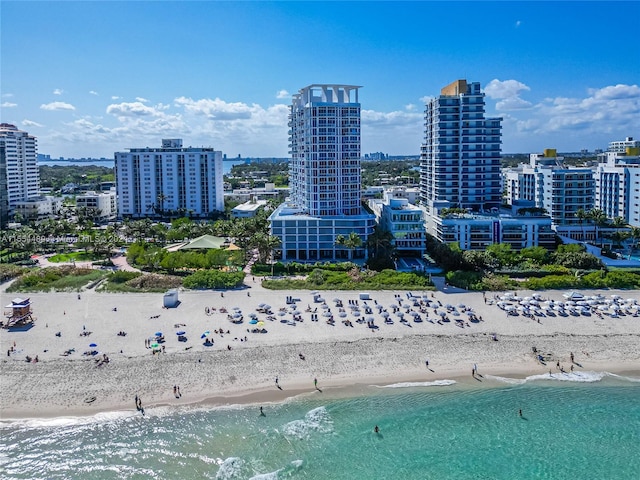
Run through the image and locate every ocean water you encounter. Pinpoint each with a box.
[1,373,639,479]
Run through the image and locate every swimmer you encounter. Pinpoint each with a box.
[374,425,379,434]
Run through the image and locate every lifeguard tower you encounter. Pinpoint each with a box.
[3,298,35,328]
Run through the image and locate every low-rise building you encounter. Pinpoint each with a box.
[231,199,267,218]
[429,208,555,250]
[13,195,62,221]
[76,190,117,221]
[369,193,425,256]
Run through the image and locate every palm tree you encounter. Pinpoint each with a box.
[157,193,167,218]
[574,208,589,241]
[335,232,362,260]
[366,225,394,259]
[588,209,609,246]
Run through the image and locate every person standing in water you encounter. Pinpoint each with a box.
[374,425,380,433]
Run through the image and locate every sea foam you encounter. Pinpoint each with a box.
[375,379,456,388]
[487,371,639,385]
[282,406,332,439]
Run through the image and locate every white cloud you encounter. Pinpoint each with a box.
[362,109,422,127]
[89,90,99,96]
[53,88,64,95]
[22,119,44,127]
[40,101,76,111]
[493,83,640,152]
[419,95,434,104]
[135,97,149,103]
[111,96,120,100]
[106,102,161,117]
[405,104,416,111]
[515,20,521,28]
[485,79,532,110]
[1,102,17,108]
[485,79,530,99]
[174,97,255,121]
[276,89,290,99]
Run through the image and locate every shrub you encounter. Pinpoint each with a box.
[108,271,142,284]
[0,264,29,282]
[125,273,183,290]
[182,270,245,289]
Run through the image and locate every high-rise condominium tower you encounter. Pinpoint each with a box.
[114,139,224,219]
[419,80,502,213]
[269,84,375,261]
[0,123,40,208]
[289,84,363,216]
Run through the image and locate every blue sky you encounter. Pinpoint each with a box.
[2,1,639,158]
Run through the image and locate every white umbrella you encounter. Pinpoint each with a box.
[322,311,332,318]
[381,311,390,318]
[339,312,347,318]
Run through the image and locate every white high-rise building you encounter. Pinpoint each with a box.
[608,136,640,154]
[420,80,502,213]
[115,139,224,219]
[504,149,595,239]
[0,123,40,208]
[420,81,554,250]
[595,146,640,227]
[288,84,363,216]
[270,84,375,262]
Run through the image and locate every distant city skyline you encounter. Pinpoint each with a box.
[2,1,638,158]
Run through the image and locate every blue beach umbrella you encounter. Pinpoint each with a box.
[155,332,163,337]
[249,319,258,324]
[89,343,97,348]
[201,330,210,339]
[176,331,186,336]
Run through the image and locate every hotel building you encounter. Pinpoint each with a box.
[269,84,375,261]
[114,139,224,219]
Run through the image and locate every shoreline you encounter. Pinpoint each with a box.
[2,287,640,421]
[2,334,639,421]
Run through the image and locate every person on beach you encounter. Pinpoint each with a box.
[314,378,318,388]
[570,352,575,363]
[425,359,429,368]
[173,385,177,397]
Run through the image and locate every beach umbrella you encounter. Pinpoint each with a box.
[201,330,210,339]
[232,312,242,319]
[381,311,389,318]
[278,311,286,316]
[339,312,347,318]
[232,306,241,311]
[292,310,301,315]
[263,305,271,310]
[353,311,361,317]
[366,316,374,322]
[176,331,186,336]
[333,298,341,303]
[458,303,466,309]
[89,343,97,348]
[257,321,264,326]
[249,319,258,324]
[151,342,159,349]
[322,304,329,309]
[322,311,332,317]
[249,312,258,319]
[258,303,266,308]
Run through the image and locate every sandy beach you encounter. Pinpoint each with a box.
[2,281,640,420]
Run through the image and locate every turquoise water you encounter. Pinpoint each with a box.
[2,374,639,479]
